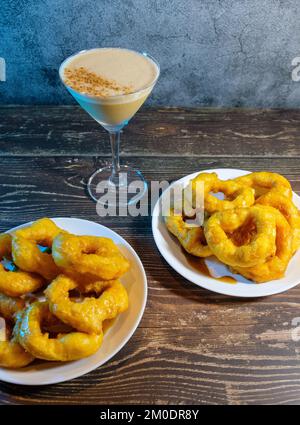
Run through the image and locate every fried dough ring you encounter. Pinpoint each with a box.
[45,275,129,334]
[234,172,292,200]
[256,192,300,253]
[0,293,25,319]
[0,233,11,259]
[204,205,277,267]
[12,218,62,280]
[232,208,293,282]
[0,234,44,297]
[78,278,114,294]
[190,172,255,214]
[165,209,212,257]
[0,295,34,369]
[61,268,117,294]
[52,233,130,280]
[61,269,114,294]
[18,301,103,361]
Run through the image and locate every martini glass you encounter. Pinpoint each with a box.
[59,48,160,205]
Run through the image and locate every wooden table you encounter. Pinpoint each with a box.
[0,106,300,405]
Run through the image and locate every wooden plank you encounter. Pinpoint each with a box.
[0,156,299,232]
[1,106,300,158]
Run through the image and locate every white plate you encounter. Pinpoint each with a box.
[0,218,147,385]
[152,168,300,298]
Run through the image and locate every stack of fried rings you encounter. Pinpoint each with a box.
[0,218,130,368]
[165,171,300,283]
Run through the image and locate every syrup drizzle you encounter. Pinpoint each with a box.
[102,318,115,334]
[184,251,237,284]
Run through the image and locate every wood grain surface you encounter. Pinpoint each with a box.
[0,106,300,405]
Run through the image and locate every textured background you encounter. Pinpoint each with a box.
[1,0,300,106]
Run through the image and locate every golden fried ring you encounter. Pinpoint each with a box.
[52,233,130,280]
[12,218,62,280]
[62,269,116,294]
[234,171,292,200]
[45,275,129,334]
[0,233,11,259]
[0,293,25,320]
[0,331,35,368]
[256,192,300,253]
[190,172,255,214]
[0,296,34,369]
[0,234,44,297]
[204,205,277,267]
[165,209,212,257]
[232,207,293,282]
[18,301,103,361]
[78,279,114,294]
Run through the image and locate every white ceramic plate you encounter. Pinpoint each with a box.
[0,218,147,385]
[152,168,300,298]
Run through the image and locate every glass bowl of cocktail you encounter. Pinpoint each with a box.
[59,48,160,205]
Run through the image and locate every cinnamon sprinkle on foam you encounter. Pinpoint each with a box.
[63,66,133,97]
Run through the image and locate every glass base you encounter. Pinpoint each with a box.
[87,164,148,206]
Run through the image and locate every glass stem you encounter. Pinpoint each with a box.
[109,131,121,181]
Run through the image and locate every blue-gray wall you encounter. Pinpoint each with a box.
[1,0,300,107]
